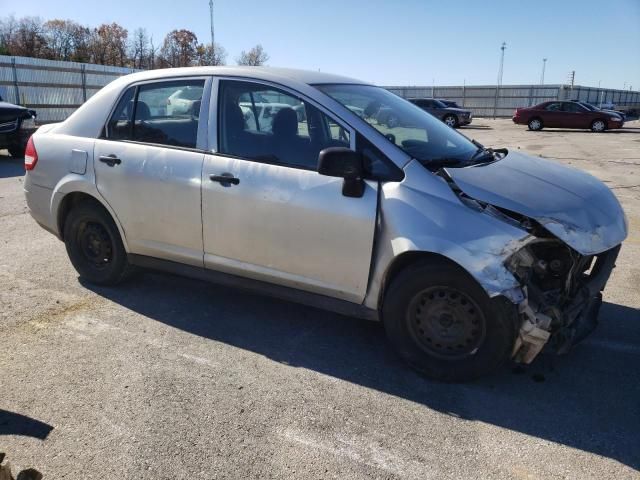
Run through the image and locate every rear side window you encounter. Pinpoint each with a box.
[545,103,562,111]
[106,87,135,140]
[105,80,205,149]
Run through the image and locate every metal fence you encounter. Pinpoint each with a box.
[0,55,137,123]
[385,84,640,117]
[1,55,639,122]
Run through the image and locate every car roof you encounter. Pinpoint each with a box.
[118,66,369,87]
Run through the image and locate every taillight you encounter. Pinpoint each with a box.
[24,135,38,170]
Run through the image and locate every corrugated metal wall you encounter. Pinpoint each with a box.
[1,55,639,121]
[0,55,137,123]
[385,84,640,117]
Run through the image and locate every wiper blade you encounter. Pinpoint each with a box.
[423,158,465,169]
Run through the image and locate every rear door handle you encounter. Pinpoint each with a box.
[210,173,240,186]
[99,154,121,167]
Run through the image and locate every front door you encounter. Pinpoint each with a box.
[201,79,378,303]
[94,78,208,266]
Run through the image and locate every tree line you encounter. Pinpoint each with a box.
[0,16,269,68]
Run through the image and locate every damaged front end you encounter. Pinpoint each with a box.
[506,239,620,362]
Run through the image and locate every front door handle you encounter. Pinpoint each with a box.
[210,173,240,186]
[99,154,121,167]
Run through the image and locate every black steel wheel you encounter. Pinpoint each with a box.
[63,201,131,285]
[407,286,487,359]
[382,258,517,382]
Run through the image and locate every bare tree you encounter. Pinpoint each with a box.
[43,19,81,60]
[195,42,226,66]
[0,15,18,55]
[7,16,48,58]
[130,27,149,69]
[236,44,269,66]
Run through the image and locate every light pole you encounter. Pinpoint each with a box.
[540,58,547,85]
[209,0,215,50]
[494,42,506,118]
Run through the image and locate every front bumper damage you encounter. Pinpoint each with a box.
[509,242,620,363]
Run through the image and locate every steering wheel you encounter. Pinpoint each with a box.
[385,133,396,144]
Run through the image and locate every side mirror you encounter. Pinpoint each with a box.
[318,147,365,198]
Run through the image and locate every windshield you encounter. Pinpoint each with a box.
[316,84,477,166]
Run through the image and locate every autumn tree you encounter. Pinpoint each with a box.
[159,29,198,67]
[90,23,128,66]
[43,19,85,61]
[237,44,269,66]
[195,42,226,66]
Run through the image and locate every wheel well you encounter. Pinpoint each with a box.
[529,116,542,124]
[57,192,107,240]
[378,251,471,308]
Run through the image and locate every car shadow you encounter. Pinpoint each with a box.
[458,125,492,130]
[83,272,640,471]
[531,128,640,134]
[0,409,54,439]
[0,155,25,178]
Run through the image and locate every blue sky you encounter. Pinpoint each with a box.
[4,0,640,88]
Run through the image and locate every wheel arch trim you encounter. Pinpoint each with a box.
[51,176,130,252]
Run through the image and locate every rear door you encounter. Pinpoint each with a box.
[541,102,564,127]
[201,79,378,303]
[94,78,210,266]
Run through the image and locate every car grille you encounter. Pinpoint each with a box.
[0,118,19,134]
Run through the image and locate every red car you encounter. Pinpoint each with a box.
[513,101,624,132]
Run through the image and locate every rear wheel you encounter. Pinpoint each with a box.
[591,119,606,132]
[382,260,516,382]
[443,114,459,128]
[528,118,543,131]
[63,202,131,285]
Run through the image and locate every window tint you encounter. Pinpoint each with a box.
[131,80,204,148]
[106,87,135,140]
[563,102,585,113]
[545,102,562,111]
[219,80,350,170]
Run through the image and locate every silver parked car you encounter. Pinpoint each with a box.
[23,67,627,381]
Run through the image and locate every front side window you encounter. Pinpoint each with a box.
[563,102,585,113]
[218,80,350,170]
[316,84,477,168]
[106,80,204,149]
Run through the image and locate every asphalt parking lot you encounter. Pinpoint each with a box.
[1,119,639,479]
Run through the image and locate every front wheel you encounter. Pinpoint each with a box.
[591,119,607,132]
[63,202,132,285]
[382,260,516,382]
[443,114,458,128]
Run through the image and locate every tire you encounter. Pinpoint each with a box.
[591,119,606,132]
[63,202,132,285]
[382,260,517,382]
[8,144,25,158]
[528,118,543,131]
[443,114,458,128]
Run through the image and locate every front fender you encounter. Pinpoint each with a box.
[363,160,530,310]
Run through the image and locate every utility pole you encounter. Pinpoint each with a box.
[540,58,547,85]
[493,42,506,119]
[209,0,215,50]
[568,70,575,88]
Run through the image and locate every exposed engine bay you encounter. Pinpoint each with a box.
[439,166,621,363]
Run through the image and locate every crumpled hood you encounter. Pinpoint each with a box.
[445,151,628,255]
